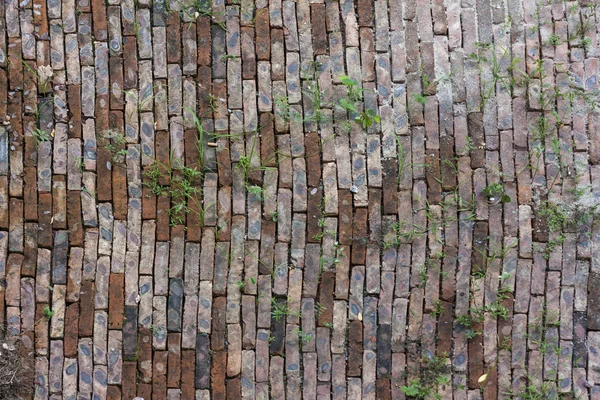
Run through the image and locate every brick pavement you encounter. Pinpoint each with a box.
[1,0,600,398]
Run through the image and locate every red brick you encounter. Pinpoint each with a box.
[122,362,137,400]
[351,208,368,265]
[226,376,241,399]
[38,193,52,248]
[167,333,181,388]
[197,17,211,66]
[79,281,95,337]
[338,191,353,245]
[68,84,82,138]
[67,191,83,247]
[255,9,270,61]
[109,58,124,111]
[108,273,124,329]
[181,350,196,399]
[107,385,121,400]
[91,0,108,40]
[241,27,256,79]
[123,37,138,90]
[64,303,79,358]
[23,167,37,221]
[153,351,168,400]
[212,350,226,400]
[311,5,328,55]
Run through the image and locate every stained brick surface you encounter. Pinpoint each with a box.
[3,0,600,398]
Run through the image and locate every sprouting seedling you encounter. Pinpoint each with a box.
[32,128,52,143]
[482,183,511,204]
[337,99,380,128]
[174,0,227,30]
[43,307,55,319]
[339,75,366,102]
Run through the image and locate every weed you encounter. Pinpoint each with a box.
[43,306,54,319]
[483,183,511,204]
[401,356,450,400]
[172,0,227,30]
[293,328,314,344]
[32,128,51,143]
[144,156,211,226]
[271,298,300,322]
[103,130,129,163]
[469,43,522,111]
[547,33,561,46]
[338,98,380,128]
[339,75,366,102]
[236,134,276,185]
[315,302,327,318]
[303,77,328,124]
[274,94,293,122]
[123,84,164,118]
[431,300,444,317]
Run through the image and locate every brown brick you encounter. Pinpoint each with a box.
[212,350,226,400]
[167,333,181,388]
[311,4,328,55]
[347,320,363,376]
[79,281,95,337]
[68,85,82,139]
[64,303,79,358]
[197,17,211,66]
[67,191,83,247]
[241,27,256,79]
[351,208,368,265]
[91,0,108,40]
[167,13,182,63]
[23,167,38,221]
[108,273,124,329]
[122,362,137,400]
[255,9,270,61]
[153,351,168,400]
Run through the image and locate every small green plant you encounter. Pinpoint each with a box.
[144,157,211,226]
[315,302,327,318]
[236,134,276,185]
[303,76,328,124]
[207,93,219,113]
[172,0,227,30]
[246,184,266,201]
[401,379,433,399]
[274,94,292,122]
[32,128,51,143]
[411,93,428,105]
[401,356,449,399]
[356,109,380,129]
[547,33,561,46]
[103,130,129,163]
[271,298,299,322]
[123,84,165,118]
[483,183,511,204]
[469,43,522,111]
[293,328,314,344]
[431,300,444,317]
[339,75,366,102]
[338,99,381,128]
[43,306,54,319]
